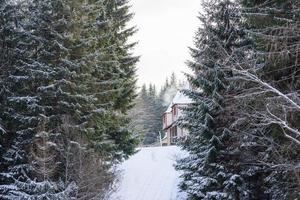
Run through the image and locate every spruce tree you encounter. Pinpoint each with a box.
[139,84,160,144]
[234,0,300,198]
[0,0,78,198]
[176,0,249,199]
[0,0,139,198]
[75,0,138,159]
[0,1,30,197]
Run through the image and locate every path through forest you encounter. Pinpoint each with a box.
[111,146,187,200]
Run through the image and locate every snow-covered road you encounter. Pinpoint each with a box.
[111,146,187,200]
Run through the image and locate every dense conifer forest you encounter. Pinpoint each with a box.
[0,0,138,199]
[0,0,299,199]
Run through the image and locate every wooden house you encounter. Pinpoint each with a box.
[162,90,192,145]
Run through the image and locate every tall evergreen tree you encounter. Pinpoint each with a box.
[81,0,138,159]
[0,0,138,198]
[231,1,300,198]
[176,0,250,199]
[177,0,300,199]
[0,0,78,198]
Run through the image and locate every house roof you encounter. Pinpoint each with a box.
[165,103,172,113]
[172,91,193,105]
[164,90,192,114]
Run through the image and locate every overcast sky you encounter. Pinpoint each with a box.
[129,0,201,88]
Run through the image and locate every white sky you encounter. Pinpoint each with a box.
[129,0,201,88]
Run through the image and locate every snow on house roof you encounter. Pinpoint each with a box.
[165,103,172,113]
[172,91,193,105]
[164,90,193,113]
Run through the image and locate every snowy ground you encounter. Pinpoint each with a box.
[111,146,187,200]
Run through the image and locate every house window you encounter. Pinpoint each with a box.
[171,127,178,144]
[173,107,177,116]
[172,127,177,137]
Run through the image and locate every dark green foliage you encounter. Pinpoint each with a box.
[0,0,138,198]
[0,0,78,198]
[177,0,300,199]
[176,0,251,199]
[237,1,300,199]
